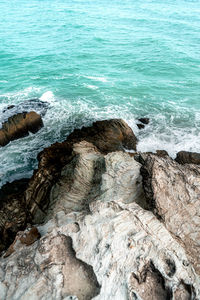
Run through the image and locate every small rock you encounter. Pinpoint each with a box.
[0,111,43,147]
[137,124,145,129]
[138,118,150,125]
[156,150,168,157]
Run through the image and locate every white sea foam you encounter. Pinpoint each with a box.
[83,75,108,82]
[40,91,55,103]
[83,84,98,90]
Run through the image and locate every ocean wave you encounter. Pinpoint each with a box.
[82,75,108,83]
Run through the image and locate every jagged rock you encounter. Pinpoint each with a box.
[155,149,168,157]
[0,179,29,253]
[140,153,200,275]
[138,117,150,125]
[4,227,41,258]
[25,118,137,222]
[0,119,137,250]
[0,111,43,146]
[0,144,199,299]
[175,151,200,165]
[66,118,137,153]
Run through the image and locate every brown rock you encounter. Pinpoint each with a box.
[155,150,168,157]
[0,119,137,252]
[0,111,43,147]
[25,119,137,222]
[67,118,137,153]
[4,227,40,258]
[140,154,200,274]
[0,179,29,253]
[175,151,200,165]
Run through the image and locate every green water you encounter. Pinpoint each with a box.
[0,0,200,186]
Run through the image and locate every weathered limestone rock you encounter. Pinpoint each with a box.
[0,119,137,252]
[140,153,200,275]
[175,151,200,165]
[0,111,43,147]
[25,118,137,222]
[0,145,199,299]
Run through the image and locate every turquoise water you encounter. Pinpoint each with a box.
[0,0,200,187]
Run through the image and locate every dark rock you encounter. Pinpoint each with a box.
[137,123,145,129]
[67,119,137,153]
[155,150,168,157]
[138,118,149,125]
[0,179,30,253]
[175,151,200,165]
[0,111,43,147]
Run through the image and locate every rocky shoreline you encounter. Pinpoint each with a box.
[0,117,200,299]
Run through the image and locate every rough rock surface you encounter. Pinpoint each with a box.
[0,142,200,299]
[24,118,137,223]
[0,111,43,146]
[175,151,200,165]
[140,153,200,275]
[0,179,29,253]
[0,119,137,253]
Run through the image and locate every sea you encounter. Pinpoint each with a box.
[0,0,200,187]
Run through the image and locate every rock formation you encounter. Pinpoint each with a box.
[140,153,200,275]
[0,119,200,300]
[0,111,43,147]
[175,151,200,165]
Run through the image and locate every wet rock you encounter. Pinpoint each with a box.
[175,151,200,165]
[140,153,200,274]
[136,123,145,129]
[67,118,138,153]
[155,149,168,157]
[1,98,49,120]
[138,117,150,125]
[0,111,43,147]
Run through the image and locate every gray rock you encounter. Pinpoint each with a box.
[0,144,199,299]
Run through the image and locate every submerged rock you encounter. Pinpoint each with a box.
[0,111,43,147]
[175,150,200,165]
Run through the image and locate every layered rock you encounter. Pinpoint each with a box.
[0,111,43,147]
[0,119,137,250]
[0,179,29,252]
[140,153,200,275]
[0,119,200,299]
